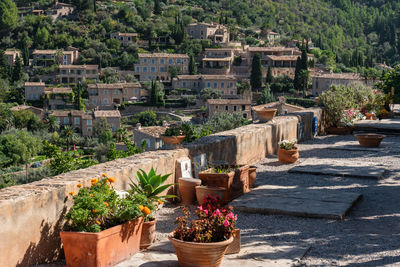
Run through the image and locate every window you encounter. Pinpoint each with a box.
[135,88,139,95]
[183,66,187,71]
[120,37,123,40]
[127,37,131,41]
[230,90,234,95]
[221,90,224,95]
[64,117,69,124]
[207,82,211,87]
[225,106,228,111]
[233,106,237,111]
[136,66,140,73]
[74,117,80,125]
[200,30,204,36]
[87,119,92,126]
[151,59,155,64]
[182,82,186,87]
[104,90,108,95]
[92,99,97,105]
[214,83,217,88]
[215,106,218,109]
[114,90,119,95]
[143,58,147,63]
[160,59,165,64]
[124,89,128,94]
[87,127,92,132]
[183,59,187,63]
[168,59,173,64]
[143,67,147,73]
[229,82,233,88]
[104,99,109,104]
[177,59,181,64]
[151,67,155,72]
[242,105,245,111]
[160,67,165,72]
[221,82,224,88]
[148,76,152,80]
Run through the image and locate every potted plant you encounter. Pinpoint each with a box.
[60,175,144,267]
[252,107,277,123]
[354,133,386,147]
[161,125,186,145]
[168,196,237,267]
[129,167,176,249]
[327,109,364,135]
[195,185,226,205]
[278,139,299,163]
[198,164,250,203]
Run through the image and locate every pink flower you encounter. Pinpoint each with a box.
[226,212,234,219]
[204,209,208,215]
[198,206,203,211]
[214,209,221,216]
[223,220,230,227]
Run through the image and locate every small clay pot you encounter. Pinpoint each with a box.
[160,135,186,145]
[195,186,225,205]
[140,218,157,249]
[354,133,385,147]
[365,113,376,120]
[178,177,201,205]
[248,166,257,188]
[253,108,277,123]
[278,147,299,163]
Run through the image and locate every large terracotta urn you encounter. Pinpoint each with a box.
[178,177,201,205]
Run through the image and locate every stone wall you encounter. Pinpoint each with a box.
[0,109,321,267]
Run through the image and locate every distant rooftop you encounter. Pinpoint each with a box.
[207,99,251,105]
[45,87,73,94]
[25,82,45,86]
[94,110,121,118]
[138,53,189,58]
[135,126,166,138]
[59,64,98,69]
[312,73,362,80]
[88,83,141,89]
[176,75,236,80]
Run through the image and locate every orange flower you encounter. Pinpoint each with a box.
[107,185,111,188]
[107,177,115,183]
[158,199,163,205]
[77,183,82,188]
[69,191,74,196]
[104,202,109,207]
[93,209,97,213]
[90,194,94,197]
[91,178,98,184]
[138,205,144,211]
[102,173,107,177]
[96,220,101,225]
[143,206,151,215]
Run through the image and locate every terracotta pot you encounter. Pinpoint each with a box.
[326,126,354,135]
[354,133,386,147]
[278,147,299,163]
[160,135,186,145]
[248,166,257,188]
[253,108,277,123]
[230,165,250,200]
[198,169,235,203]
[226,228,241,255]
[168,233,233,267]
[60,217,144,267]
[365,113,376,120]
[195,186,226,205]
[178,177,202,205]
[140,218,157,249]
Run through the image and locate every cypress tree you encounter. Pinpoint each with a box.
[189,54,197,75]
[154,0,162,15]
[250,53,262,91]
[266,65,273,84]
[12,55,23,83]
[293,57,301,91]
[23,44,29,66]
[300,49,308,70]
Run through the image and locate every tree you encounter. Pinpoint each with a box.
[154,0,162,15]
[189,54,197,75]
[47,115,60,132]
[12,56,23,83]
[115,128,128,142]
[146,80,165,106]
[61,125,76,151]
[200,87,222,101]
[266,65,273,84]
[75,82,85,110]
[168,66,180,79]
[93,118,112,144]
[171,15,185,45]
[35,27,49,47]
[0,0,18,33]
[293,57,302,91]
[257,84,275,105]
[250,53,262,91]
[138,110,157,126]
[377,65,400,104]
[0,103,13,133]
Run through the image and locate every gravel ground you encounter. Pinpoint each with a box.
[153,134,400,266]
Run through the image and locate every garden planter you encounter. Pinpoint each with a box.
[140,218,156,249]
[248,166,257,188]
[195,186,226,205]
[278,147,299,163]
[178,177,201,205]
[326,126,354,135]
[160,135,186,145]
[198,169,235,203]
[168,233,233,267]
[365,113,376,120]
[253,108,277,123]
[226,228,241,255]
[60,217,144,267]
[230,165,250,200]
[354,133,385,148]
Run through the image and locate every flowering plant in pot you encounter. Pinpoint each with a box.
[161,125,186,145]
[129,167,176,249]
[278,139,299,163]
[61,175,144,267]
[169,195,238,267]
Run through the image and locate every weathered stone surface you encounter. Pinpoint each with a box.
[288,160,386,179]
[231,185,362,219]
[354,119,400,133]
[327,141,384,151]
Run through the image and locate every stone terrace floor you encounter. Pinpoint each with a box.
[42,134,400,266]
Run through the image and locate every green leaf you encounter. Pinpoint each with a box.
[143,184,154,196]
[149,174,162,189]
[160,173,171,184]
[159,194,177,199]
[150,183,174,197]
[148,167,156,179]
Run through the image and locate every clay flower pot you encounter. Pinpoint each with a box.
[248,166,257,188]
[326,126,354,135]
[226,228,241,255]
[168,233,233,267]
[195,186,226,205]
[178,177,202,205]
[60,217,144,267]
[354,133,386,147]
[160,135,186,145]
[253,108,277,123]
[278,147,299,163]
[365,113,376,120]
[198,168,235,203]
[140,218,157,249]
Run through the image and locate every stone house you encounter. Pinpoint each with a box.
[133,53,189,81]
[185,22,229,44]
[311,73,374,96]
[200,48,235,75]
[24,82,46,101]
[50,110,121,136]
[110,32,139,46]
[46,1,75,20]
[88,82,145,107]
[133,125,167,151]
[206,99,252,119]
[10,105,45,119]
[172,75,237,96]
[32,48,79,66]
[58,65,99,83]
[44,87,74,110]
[266,31,281,44]
[4,49,21,65]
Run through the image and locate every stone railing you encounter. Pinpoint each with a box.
[0,108,321,267]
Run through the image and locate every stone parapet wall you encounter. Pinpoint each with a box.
[0,109,321,267]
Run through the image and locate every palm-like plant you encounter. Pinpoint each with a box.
[61,125,75,151]
[47,115,60,132]
[129,167,175,201]
[115,127,128,142]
